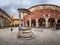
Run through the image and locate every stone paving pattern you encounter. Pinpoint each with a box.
[0,27,60,45]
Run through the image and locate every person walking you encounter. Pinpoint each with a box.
[11,27,13,31]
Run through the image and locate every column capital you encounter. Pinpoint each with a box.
[36,19,38,20]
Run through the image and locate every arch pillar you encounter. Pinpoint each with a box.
[23,21,24,27]
[45,18,49,27]
[26,21,28,27]
[19,11,22,28]
[36,19,38,27]
[29,15,31,27]
[43,14,50,27]
[55,19,57,24]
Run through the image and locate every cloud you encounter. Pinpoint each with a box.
[9,9,19,18]
[44,0,60,6]
[0,0,60,18]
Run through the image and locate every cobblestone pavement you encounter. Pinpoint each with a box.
[0,27,60,45]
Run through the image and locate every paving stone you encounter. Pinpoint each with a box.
[0,27,60,45]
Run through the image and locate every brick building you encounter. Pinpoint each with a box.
[18,4,60,27]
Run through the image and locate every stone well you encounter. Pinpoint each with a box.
[18,27,33,38]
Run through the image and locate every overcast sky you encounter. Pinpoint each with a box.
[0,0,60,18]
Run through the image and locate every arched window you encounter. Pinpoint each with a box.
[31,19,36,27]
[27,21,29,27]
[38,18,45,27]
[57,19,60,23]
[48,18,55,27]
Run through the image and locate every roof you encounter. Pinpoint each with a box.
[13,18,19,20]
[18,8,31,14]
[29,4,60,9]
[0,9,12,20]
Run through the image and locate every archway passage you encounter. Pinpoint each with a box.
[38,18,45,27]
[48,18,55,27]
[27,21,29,27]
[31,19,36,27]
[57,19,60,23]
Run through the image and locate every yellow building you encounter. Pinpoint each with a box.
[10,15,19,27]
[12,18,19,27]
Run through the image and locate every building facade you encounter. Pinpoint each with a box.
[18,4,60,27]
[0,9,12,27]
[12,18,19,27]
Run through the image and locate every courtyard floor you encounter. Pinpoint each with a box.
[0,27,60,45]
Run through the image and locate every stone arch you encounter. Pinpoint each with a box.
[38,18,45,27]
[57,19,60,23]
[31,19,36,27]
[29,4,60,12]
[48,18,55,27]
[27,21,29,27]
